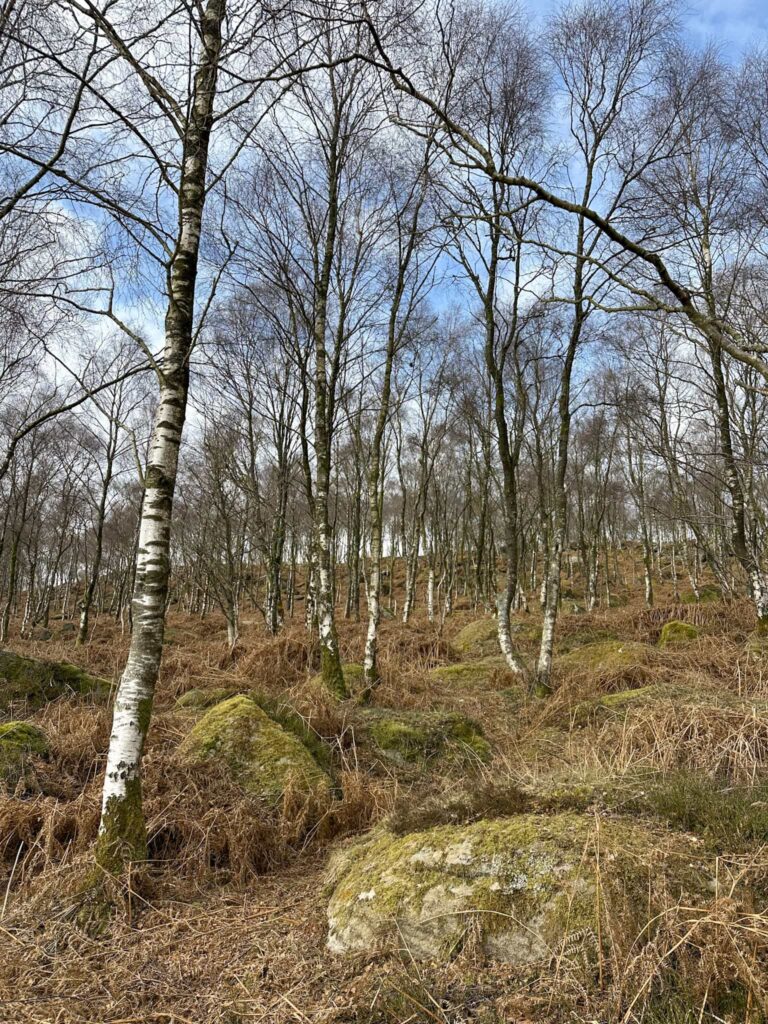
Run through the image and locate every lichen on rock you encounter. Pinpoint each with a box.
[360,708,491,765]
[326,813,711,962]
[658,620,699,647]
[0,651,109,711]
[178,695,332,807]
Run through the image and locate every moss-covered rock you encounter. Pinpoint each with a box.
[567,683,693,729]
[428,657,507,687]
[555,640,655,689]
[0,651,109,711]
[511,621,543,646]
[659,620,699,647]
[178,695,332,806]
[0,720,48,787]
[556,628,619,655]
[327,813,710,961]
[360,708,491,765]
[681,586,721,604]
[451,618,499,658]
[175,686,241,710]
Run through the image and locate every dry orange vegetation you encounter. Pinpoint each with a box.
[2,566,768,1023]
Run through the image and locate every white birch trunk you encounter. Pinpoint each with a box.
[95,0,225,874]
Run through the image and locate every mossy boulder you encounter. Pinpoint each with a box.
[451,618,499,658]
[176,686,241,710]
[0,721,48,787]
[429,657,507,687]
[178,695,332,807]
[571,683,692,726]
[659,620,699,647]
[681,586,721,605]
[556,628,619,655]
[555,640,655,689]
[0,651,109,712]
[511,621,543,646]
[327,813,710,961]
[361,708,491,765]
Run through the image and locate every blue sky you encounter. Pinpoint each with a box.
[684,0,768,58]
[521,0,768,61]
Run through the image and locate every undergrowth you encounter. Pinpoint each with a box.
[3,573,768,1023]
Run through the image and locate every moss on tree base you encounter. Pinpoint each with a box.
[309,662,362,700]
[94,779,148,875]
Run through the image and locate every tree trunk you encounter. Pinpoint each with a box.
[95,0,225,875]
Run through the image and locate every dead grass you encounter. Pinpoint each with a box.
[3,567,768,1022]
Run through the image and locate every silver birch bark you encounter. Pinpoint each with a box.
[95,0,225,873]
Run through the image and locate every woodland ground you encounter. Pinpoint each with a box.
[1,562,768,1023]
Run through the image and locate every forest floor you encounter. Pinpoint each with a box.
[2,570,768,1023]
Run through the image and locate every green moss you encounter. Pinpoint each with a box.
[452,618,499,658]
[0,720,48,752]
[680,586,721,604]
[94,777,147,875]
[556,640,655,687]
[428,657,506,686]
[327,813,710,961]
[176,686,240,710]
[249,692,332,774]
[556,628,619,655]
[179,695,332,804]
[0,720,48,787]
[309,662,361,700]
[362,708,491,765]
[340,663,364,685]
[320,649,349,699]
[659,620,699,647]
[0,651,109,711]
